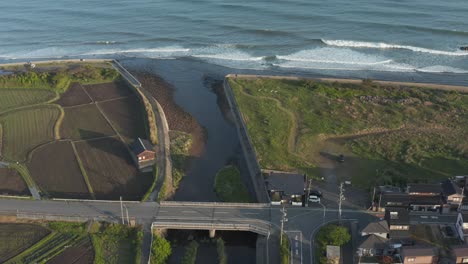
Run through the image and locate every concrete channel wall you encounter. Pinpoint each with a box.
[223,77,270,203]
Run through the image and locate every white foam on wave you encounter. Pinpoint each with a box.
[322,39,468,56]
[416,65,468,74]
[275,48,415,72]
[82,47,191,56]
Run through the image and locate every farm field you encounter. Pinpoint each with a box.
[0,223,50,263]
[75,137,154,200]
[28,141,91,199]
[99,96,147,143]
[0,105,60,161]
[0,62,154,201]
[0,89,56,113]
[229,77,468,188]
[83,79,132,101]
[55,82,92,107]
[60,104,115,140]
[2,221,141,264]
[0,168,30,196]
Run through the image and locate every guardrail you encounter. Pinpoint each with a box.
[160,201,270,208]
[51,198,142,204]
[111,60,142,87]
[152,221,270,235]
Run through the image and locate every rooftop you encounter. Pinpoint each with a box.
[265,172,305,195]
[381,193,409,206]
[358,234,388,250]
[453,245,468,257]
[385,207,410,225]
[441,179,462,196]
[130,138,154,155]
[407,183,441,195]
[362,220,390,234]
[401,246,437,257]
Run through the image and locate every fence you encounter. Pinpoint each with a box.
[160,201,270,208]
[152,221,270,235]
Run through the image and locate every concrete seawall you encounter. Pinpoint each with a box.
[223,77,270,203]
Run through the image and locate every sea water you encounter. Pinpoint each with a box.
[1,0,467,73]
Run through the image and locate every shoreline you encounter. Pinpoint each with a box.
[227,74,468,93]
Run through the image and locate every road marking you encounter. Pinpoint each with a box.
[244,212,259,215]
[181,210,196,213]
[159,210,168,213]
[216,211,228,214]
[431,216,438,219]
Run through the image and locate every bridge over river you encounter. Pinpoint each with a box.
[0,198,382,264]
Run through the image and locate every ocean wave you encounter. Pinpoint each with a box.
[191,53,264,61]
[322,39,468,56]
[416,65,468,74]
[81,47,190,55]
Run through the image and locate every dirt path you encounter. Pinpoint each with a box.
[236,84,299,153]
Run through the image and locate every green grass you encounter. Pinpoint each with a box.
[216,238,227,264]
[142,166,159,201]
[170,131,192,188]
[92,223,141,264]
[214,165,252,202]
[0,105,60,162]
[0,64,119,93]
[280,234,290,264]
[0,89,56,113]
[229,77,468,187]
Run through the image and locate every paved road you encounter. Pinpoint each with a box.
[0,199,380,264]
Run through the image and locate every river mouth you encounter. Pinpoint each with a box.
[121,57,256,202]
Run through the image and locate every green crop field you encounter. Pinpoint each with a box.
[0,105,60,161]
[229,77,468,188]
[0,89,56,113]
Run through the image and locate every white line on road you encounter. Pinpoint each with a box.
[159,210,168,213]
[216,212,228,214]
[181,210,196,213]
[244,212,259,215]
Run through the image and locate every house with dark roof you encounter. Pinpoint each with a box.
[455,212,468,242]
[130,138,156,170]
[400,246,438,264]
[409,195,444,213]
[265,172,304,206]
[361,220,390,239]
[453,245,468,264]
[406,184,441,196]
[385,207,410,240]
[379,193,410,211]
[357,234,389,257]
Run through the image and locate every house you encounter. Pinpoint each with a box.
[453,245,468,264]
[361,221,390,239]
[379,193,410,211]
[357,234,388,257]
[442,179,464,210]
[409,195,444,213]
[455,212,468,242]
[265,172,305,206]
[400,247,438,264]
[326,245,340,264]
[407,184,441,196]
[130,138,156,170]
[385,207,410,239]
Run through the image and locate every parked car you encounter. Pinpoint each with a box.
[309,190,322,197]
[309,195,320,203]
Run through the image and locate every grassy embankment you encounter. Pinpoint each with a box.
[170,131,193,189]
[150,233,172,264]
[229,77,468,188]
[214,165,252,202]
[3,221,141,264]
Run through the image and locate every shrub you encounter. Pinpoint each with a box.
[150,234,172,264]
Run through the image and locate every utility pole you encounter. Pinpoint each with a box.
[338,183,345,224]
[120,196,124,225]
[458,187,465,212]
[124,205,130,226]
[280,205,288,245]
[370,187,376,211]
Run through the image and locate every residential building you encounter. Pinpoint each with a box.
[400,247,438,264]
[265,172,305,206]
[130,138,156,170]
[361,221,390,239]
[453,245,468,264]
[406,183,441,196]
[357,234,388,257]
[456,212,468,242]
[442,179,464,209]
[409,195,444,213]
[385,207,410,239]
[379,193,410,211]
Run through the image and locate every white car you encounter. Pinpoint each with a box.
[309,195,320,203]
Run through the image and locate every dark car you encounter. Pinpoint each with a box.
[338,154,345,163]
[309,190,322,197]
[445,226,454,236]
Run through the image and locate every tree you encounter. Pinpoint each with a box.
[316,225,351,250]
[151,234,172,264]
